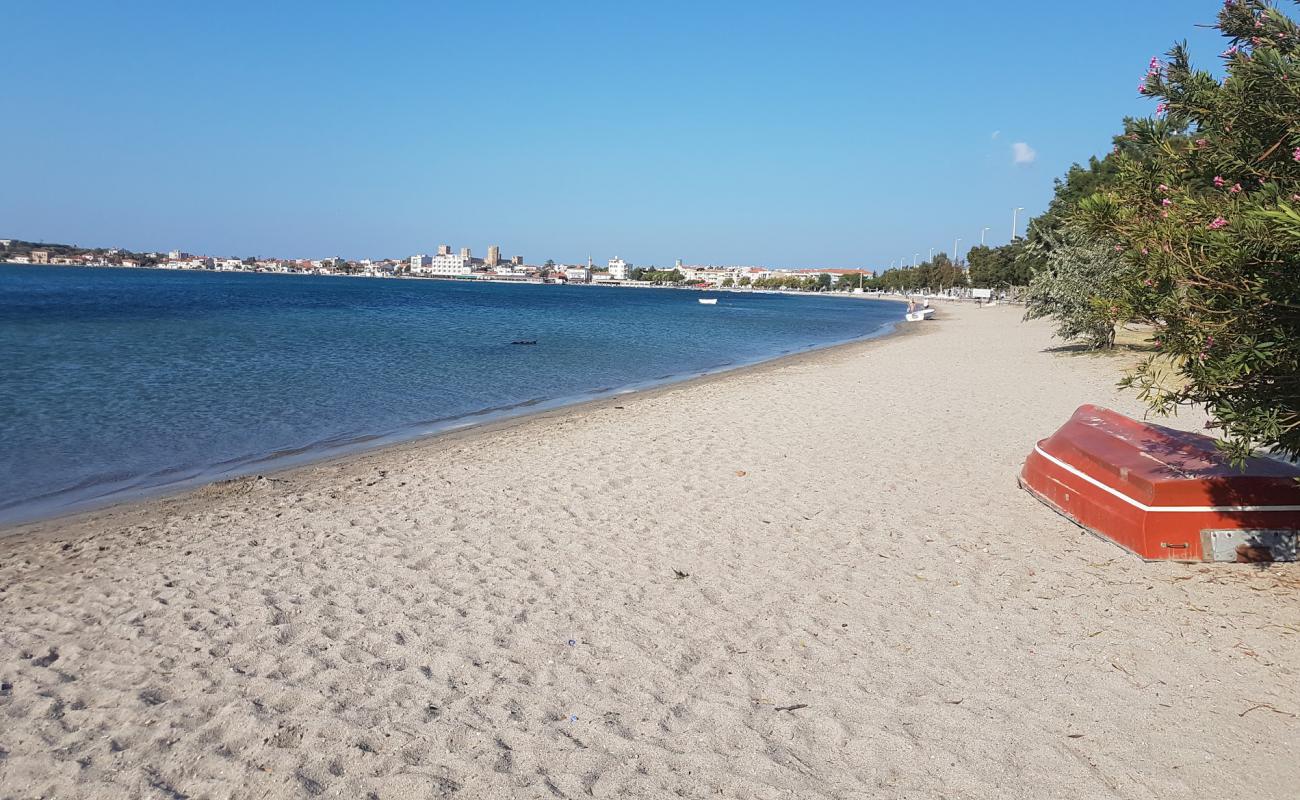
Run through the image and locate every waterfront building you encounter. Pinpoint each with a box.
[486,245,500,266]
[437,244,451,256]
[564,266,592,283]
[410,254,432,274]
[431,251,470,277]
[510,255,524,266]
[608,257,633,280]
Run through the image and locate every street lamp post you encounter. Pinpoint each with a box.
[1011,207,1025,241]
[981,227,990,246]
[913,253,919,266]
[953,237,962,265]
[928,248,934,262]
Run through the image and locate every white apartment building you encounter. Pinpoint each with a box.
[430,252,471,277]
[608,257,632,280]
[564,266,591,283]
[410,254,432,273]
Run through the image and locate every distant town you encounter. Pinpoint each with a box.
[0,239,876,292]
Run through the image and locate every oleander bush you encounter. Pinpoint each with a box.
[1030,0,1300,461]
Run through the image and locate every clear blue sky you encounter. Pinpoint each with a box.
[2,1,1225,269]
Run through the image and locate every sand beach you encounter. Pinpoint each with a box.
[1,302,1297,799]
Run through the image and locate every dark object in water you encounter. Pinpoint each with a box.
[510,340,538,346]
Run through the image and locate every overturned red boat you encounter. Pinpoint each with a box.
[1020,405,1300,562]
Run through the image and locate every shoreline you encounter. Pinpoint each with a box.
[3,303,1294,799]
[0,315,916,541]
[2,261,897,296]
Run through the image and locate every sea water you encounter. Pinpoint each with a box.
[0,265,897,525]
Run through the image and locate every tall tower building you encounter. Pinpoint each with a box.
[487,245,501,266]
[460,247,472,260]
[437,244,451,256]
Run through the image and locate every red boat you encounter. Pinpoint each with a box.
[1020,405,1300,562]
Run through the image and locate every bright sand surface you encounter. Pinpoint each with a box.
[1,302,1297,799]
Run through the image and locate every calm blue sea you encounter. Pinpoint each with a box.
[0,265,897,525]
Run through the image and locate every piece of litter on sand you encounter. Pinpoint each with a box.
[774,704,809,712]
[735,470,747,477]
[673,570,690,580]
[1240,702,1296,718]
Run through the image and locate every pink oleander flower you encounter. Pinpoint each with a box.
[1141,248,1150,256]
[1114,245,1124,251]
[1138,83,1148,94]
[1231,183,1242,194]
[1293,147,1300,162]
[1196,138,1209,148]
[1143,278,1154,286]
[1161,198,1173,207]
[1160,210,1169,218]
[1155,103,1167,116]
[1208,217,1229,230]
[1213,175,1225,187]
[1158,184,1170,193]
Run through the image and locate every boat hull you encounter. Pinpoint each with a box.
[1020,405,1300,562]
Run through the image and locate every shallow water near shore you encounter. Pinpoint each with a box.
[0,265,896,526]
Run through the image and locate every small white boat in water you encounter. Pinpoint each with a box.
[698,298,717,305]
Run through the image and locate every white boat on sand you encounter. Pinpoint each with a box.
[904,307,935,322]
